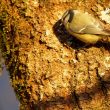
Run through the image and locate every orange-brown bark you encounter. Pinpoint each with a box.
[0,0,110,110]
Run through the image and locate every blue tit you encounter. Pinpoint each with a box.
[61,9,110,44]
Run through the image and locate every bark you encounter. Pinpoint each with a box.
[0,0,110,110]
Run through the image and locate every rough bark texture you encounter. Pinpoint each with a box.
[1,0,110,110]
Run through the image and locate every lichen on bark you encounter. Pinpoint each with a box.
[1,0,110,110]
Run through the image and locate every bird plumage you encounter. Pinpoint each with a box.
[61,9,110,44]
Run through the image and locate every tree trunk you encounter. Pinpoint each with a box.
[0,0,110,110]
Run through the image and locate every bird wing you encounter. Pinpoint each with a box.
[69,24,110,35]
[69,11,110,35]
[81,25,105,34]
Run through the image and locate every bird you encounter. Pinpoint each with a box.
[61,9,110,44]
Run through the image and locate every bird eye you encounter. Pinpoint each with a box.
[68,10,74,23]
[61,11,68,22]
[61,10,74,24]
